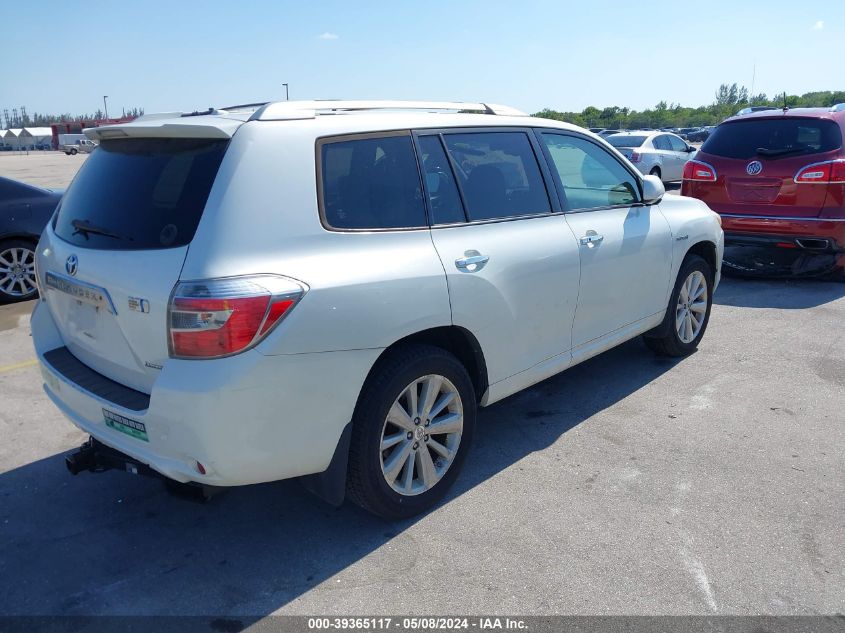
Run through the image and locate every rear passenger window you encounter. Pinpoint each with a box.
[320,134,426,230]
[668,135,688,152]
[541,133,640,210]
[442,132,551,221]
[653,135,672,151]
[417,135,465,224]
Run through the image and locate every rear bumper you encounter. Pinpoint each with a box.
[32,301,381,487]
[720,214,845,272]
[720,214,845,249]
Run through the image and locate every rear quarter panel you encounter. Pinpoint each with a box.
[182,121,452,356]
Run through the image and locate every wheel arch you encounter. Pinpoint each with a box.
[372,326,489,404]
[685,239,718,279]
[0,232,40,245]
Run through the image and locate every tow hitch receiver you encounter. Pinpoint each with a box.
[65,437,220,502]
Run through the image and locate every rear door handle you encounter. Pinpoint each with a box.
[455,252,489,271]
[579,234,604,246]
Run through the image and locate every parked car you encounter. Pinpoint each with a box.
[686,127,714,143]
[598,129,622,137]
[736,106,778,116]
[605,131,697,182]
[34,100,723,518]
[0,176,62,303]
[62,139,98,155]
[676,127,701,141]
[588,127,605,134]
[682,104,845,277]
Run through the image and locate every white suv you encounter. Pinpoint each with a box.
[32,100,723,518]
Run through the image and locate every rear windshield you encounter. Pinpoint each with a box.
[53,137,228,250]
[701,118,842,160]
[606,135,647,148]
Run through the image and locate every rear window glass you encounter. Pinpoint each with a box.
[701,118,842,160]
[54,138,228,250]
[442,132,551,221]
[606,135,647,148]
[320,135,426,230]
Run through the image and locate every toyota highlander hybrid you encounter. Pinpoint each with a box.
[32,100,724,518]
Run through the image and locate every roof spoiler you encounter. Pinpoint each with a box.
[84,114,243,140]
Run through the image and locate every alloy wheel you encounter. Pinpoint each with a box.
[0,247,37,298]
[379,374,464,496]
[675,270,708,344]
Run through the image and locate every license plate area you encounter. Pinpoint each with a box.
[45,271,117,314]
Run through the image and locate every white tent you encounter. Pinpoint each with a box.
[20,127,53,149]
[4,129,23,150]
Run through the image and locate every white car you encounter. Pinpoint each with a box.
[604,131,698,182]
[32,100,724,518]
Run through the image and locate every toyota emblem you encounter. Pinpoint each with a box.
[746,160,763,176]
[66,254,78,276]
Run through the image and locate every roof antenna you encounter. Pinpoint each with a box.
[782,91,788,112]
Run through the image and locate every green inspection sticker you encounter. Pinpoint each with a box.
[103,409,149,442]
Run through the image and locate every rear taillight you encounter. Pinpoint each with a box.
[168,275,306,359]
[794,159,845,184]
[682,160,717,182]
[630,151,641,163]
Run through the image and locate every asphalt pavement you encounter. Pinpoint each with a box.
[1,275,843,616]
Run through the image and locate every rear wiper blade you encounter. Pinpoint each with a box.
[755,146,807,157]
[71,219,132,241]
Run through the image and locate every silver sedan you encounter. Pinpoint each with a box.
[604,131,697,182]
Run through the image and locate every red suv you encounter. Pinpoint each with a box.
[681,105,845,277]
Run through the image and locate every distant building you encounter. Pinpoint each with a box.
[19,127,53,149]
[50,117,136,149]
[3,129,22,150]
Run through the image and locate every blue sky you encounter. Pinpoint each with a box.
[1,0,840,117]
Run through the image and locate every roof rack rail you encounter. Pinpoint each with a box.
[217,101,270,112]
[251,100,527,121]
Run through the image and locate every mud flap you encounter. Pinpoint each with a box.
[298,421,352,506]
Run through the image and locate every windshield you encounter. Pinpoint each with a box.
[606,135,647,148]
[53,137,228,250]
[701,118,842,160]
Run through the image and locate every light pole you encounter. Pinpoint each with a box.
[103,95,109,120]
[282,83,289,101]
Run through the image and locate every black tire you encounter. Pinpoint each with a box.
[643,254,714,357]
[0,238,38,304]
[70,148,78,155]
[649,166,662,181]
[346,344,476,519]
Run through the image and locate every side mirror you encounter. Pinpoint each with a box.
[641,175,665,204]
[686,145,696,152]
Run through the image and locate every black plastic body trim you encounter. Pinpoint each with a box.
[42,347,151,411]
[299,421,352,506]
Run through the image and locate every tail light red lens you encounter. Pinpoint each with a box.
[794,160,845,184]
[168,275,306,359]
[683,160,717,182]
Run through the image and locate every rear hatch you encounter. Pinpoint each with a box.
[685,115,842,217]
[39,133,231,393]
